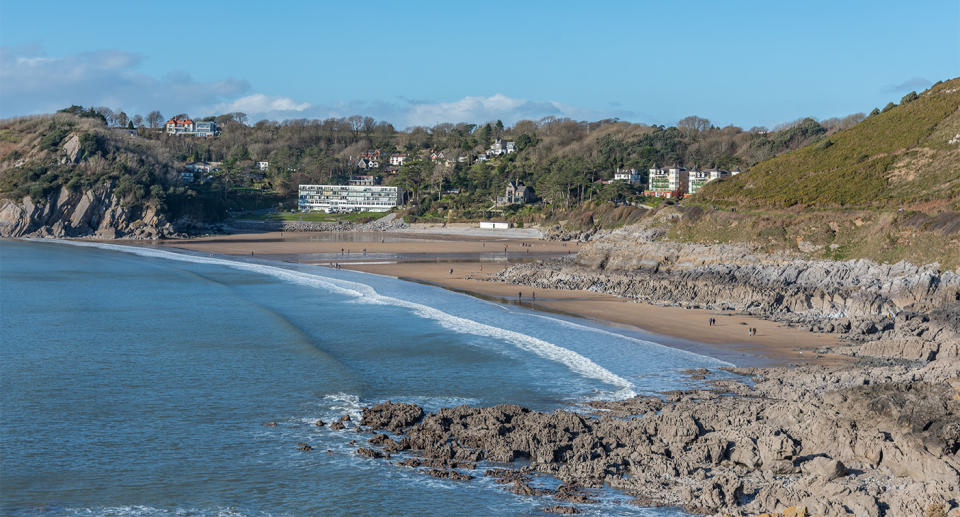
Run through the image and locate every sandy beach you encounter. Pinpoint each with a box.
[164,230,840,367]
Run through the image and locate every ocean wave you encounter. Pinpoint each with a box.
[43,240,635,398]
[61,505,286,517]
[527,312,735,368]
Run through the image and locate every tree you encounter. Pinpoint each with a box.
[147,111,164,128]
[116,111,129,128]
[495,119,504,139]
[477,124,492,148]
[132,114,143,128]
[95,106,116,125]
[677,116,710,138]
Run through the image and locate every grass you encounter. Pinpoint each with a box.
[697,78,960,208]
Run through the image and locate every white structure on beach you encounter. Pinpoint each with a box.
[298,184,398,213]
[479,221,511,229]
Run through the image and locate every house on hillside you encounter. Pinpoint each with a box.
[357,157,379,169]
[389,153,407,166]
[644,166,688,198]
[166,117,219,137]
[488,139,516,156]
[613,167,642,185]
[348,175,378,186]
[184,161,222,173]
[256,161,269,171]
[688,168,731,194]
[497,180,535,206]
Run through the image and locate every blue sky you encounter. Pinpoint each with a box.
[1,1,957,128]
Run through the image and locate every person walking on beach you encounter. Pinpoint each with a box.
[363,248,366,256]
[518,291,522,301]
[449,268,454,275]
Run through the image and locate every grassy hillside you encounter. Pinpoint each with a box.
[674,78,960,268]
[698,78,960,209]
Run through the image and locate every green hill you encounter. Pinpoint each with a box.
[698,78,960,209]
[673,78,960,268]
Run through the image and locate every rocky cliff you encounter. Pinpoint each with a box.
[490,225,960,361]
[0,185,179,239]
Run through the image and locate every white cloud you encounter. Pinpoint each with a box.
[400,94,607,127]
[0,47,621,127]
[217,93,311,115]
[0,46,250,118]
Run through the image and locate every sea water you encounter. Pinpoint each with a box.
[1,240,724,516]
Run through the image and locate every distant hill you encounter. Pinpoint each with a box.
[698,78,960,210]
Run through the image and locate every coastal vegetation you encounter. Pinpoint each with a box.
[1,77,958,266]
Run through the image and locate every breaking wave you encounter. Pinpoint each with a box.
[45,241,636,398]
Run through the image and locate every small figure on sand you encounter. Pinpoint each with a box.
[708,317,716,326]
[363,248,366,256]
[449,268,454,275]
[518,291,522,301]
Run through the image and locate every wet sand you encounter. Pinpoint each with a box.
[165,231,842,367]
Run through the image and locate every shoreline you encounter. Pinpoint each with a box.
[160,230,842,368]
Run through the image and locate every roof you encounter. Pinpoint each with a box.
[166,117,194,126]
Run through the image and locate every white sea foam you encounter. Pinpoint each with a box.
[44,240,636,398]
[63,506,281,517]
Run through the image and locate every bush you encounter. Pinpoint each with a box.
[38,128,69,152]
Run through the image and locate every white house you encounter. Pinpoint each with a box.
[687,169,731,194]
[256,161,269,171]
[488,139,516,156]
[613,167,642,185]
[184,161,222,173]
[357,157,379,169]
[389,154,407,166]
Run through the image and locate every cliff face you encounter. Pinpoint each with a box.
[0,185,178,239]
[494,226,960,360]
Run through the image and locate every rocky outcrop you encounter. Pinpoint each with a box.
[0,185,180,239]
[489,227,960,361]
[357,360,960,516]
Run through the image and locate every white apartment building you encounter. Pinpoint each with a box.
[645,166,689,198]
[298,184,398,213]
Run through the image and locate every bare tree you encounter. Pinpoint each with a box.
[132,114,143,127]
[147,111,164,128]
[95,106,116,126]
[677,116,710,138]
[116,111,129,128]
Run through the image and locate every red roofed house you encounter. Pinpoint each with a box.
[165,117,219,137]
[165,117,195,135]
